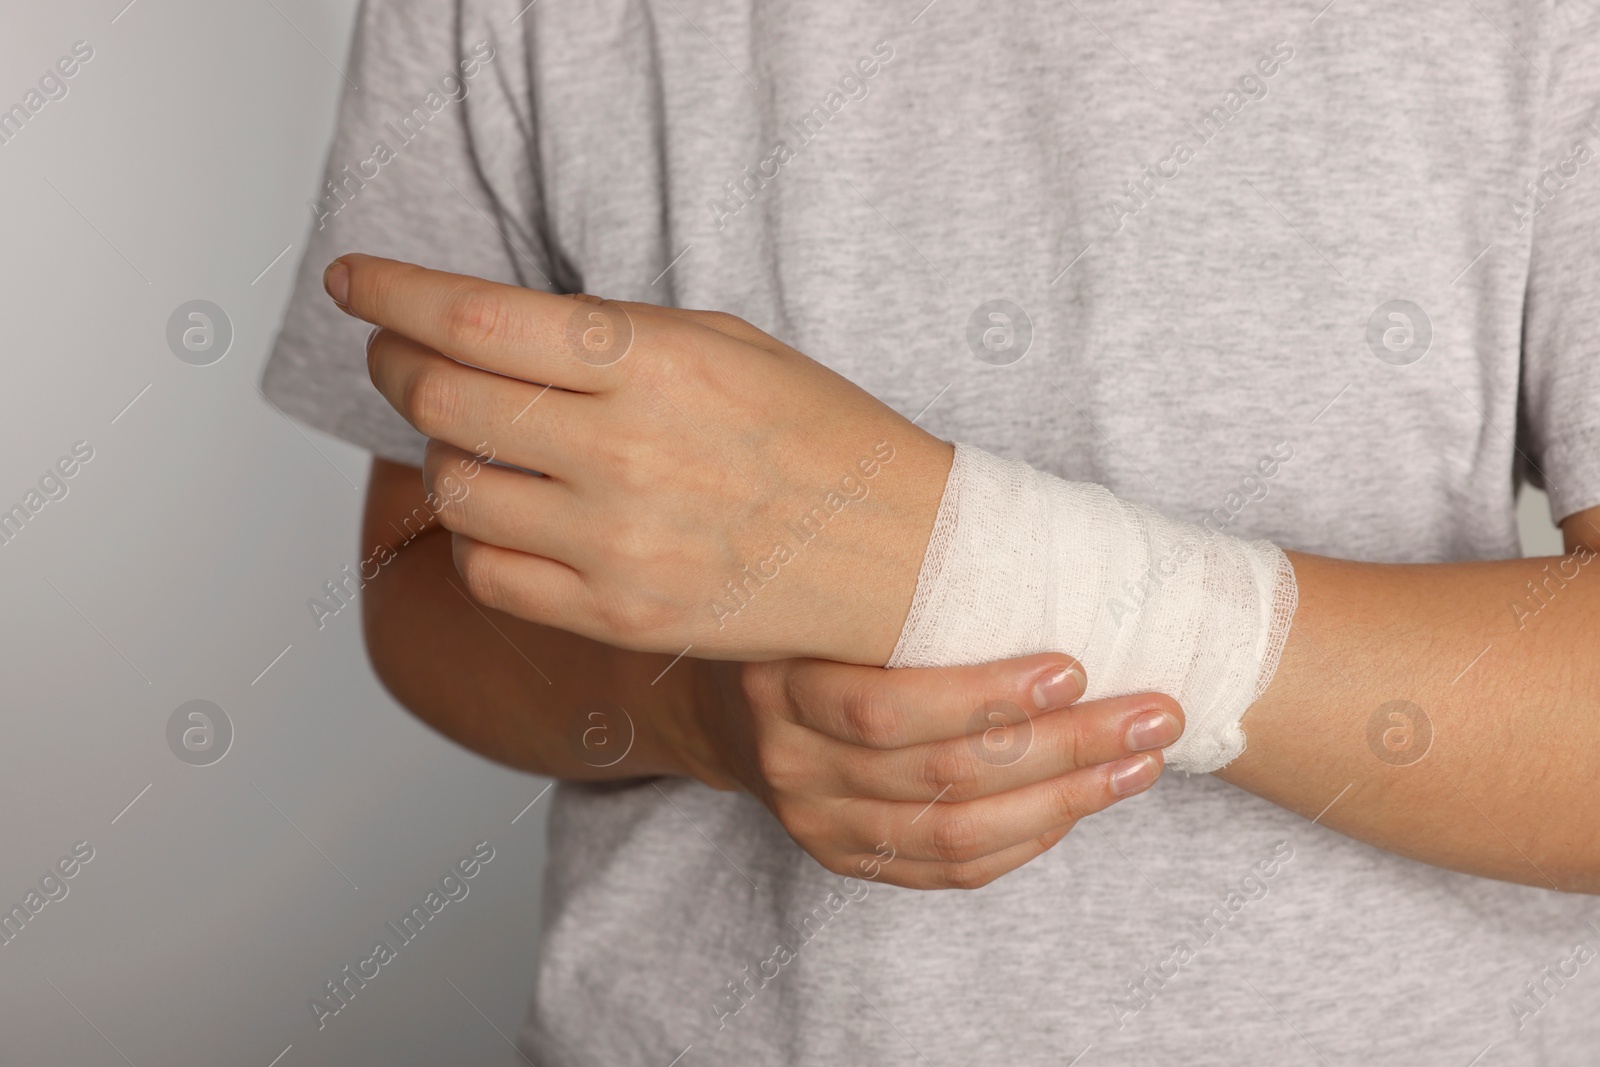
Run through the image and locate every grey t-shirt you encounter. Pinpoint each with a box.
[263,1,1600,1063]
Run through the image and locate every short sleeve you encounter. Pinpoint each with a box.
[260,0,559,467]
[1520,0,1600,523]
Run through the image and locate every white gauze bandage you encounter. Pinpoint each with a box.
[888,444,1298,773]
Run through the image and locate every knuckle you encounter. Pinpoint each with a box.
[840,680,905,749]
[1036,826,1073,852]
[621,447,671,494]
[605,517,661,569]
[604,454,654,498]
[753,738,802,794]
[591,593,640,639]
[646,329,711,388]
[1044,776,1088,826]
[700,310,750,336]
[442,286,510,352]
[930,811,984,865]
[592,590,672,643]
[922,742,979,799]
[939,859,999,891]
[1054,715,1085,769]
[403,365,463,438]
[453,539,504,608]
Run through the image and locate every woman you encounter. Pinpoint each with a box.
[264,0,1600,1061]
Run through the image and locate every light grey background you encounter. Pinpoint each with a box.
[1,3,548,1065]
[0,1,1567,1065]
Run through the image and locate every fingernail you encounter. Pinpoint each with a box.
[1126,710,1181,752]
[1109,754,1160,797]
[323,259,350,308]
[1031,665,1086,710]
[364,325,381,355]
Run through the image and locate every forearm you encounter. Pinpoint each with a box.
[360,461,725,783]
[886,444,1600,891]
[1220,536,1600,893]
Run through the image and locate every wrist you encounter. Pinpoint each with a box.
[806,431,954,665]
[887,442,1298,774]
[640,657,740,791]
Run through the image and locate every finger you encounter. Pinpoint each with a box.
[450,532,590,626]
[858,826,1072,891]
[450,533,685,654]
[423,440,582,561]
[367,328,592,477]
[779,653,1088,748]
[839,751,1163,864]
[829,692,1183,803]
[327,254,631,393]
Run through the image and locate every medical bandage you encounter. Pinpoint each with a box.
[888,444,1297,773]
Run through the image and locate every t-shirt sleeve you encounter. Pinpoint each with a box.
[260,0,556,468]
[1520,0,1600,524]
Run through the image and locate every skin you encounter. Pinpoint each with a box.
[362,456,1183,890]
[349,279,951,666]
[332,253,1600,895]
[1220,542,1600,894]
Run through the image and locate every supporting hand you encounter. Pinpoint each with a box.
[671,653,1183,889]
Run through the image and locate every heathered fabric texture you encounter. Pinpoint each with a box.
[263,1,1600,1063]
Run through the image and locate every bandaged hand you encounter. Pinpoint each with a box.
[335,255,1295,771]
